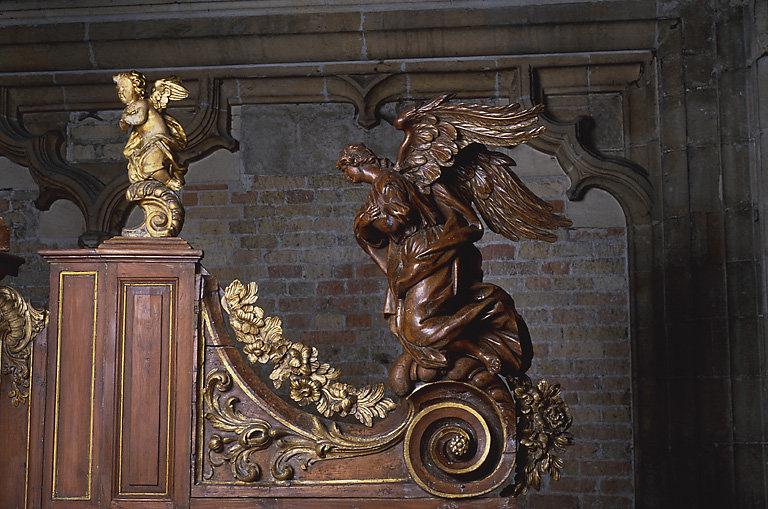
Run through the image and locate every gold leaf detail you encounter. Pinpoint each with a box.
[510,376,574,495]
[203,368,411,482]
[222,280,396,426]
[0,285,48,406]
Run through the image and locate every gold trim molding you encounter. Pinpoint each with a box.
[222,280,396,427]
[0,285,47,406]
[51,271,98,501]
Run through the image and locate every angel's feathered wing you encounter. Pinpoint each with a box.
[149,77,190,148]
[453,148,571,242]
[394,94,571,242]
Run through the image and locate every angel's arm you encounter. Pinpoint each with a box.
[120,100,148,128]
[431,182,482,230]
[400,182,483,261]
[354,201,389,273]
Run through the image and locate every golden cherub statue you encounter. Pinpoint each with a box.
[113,71,189,237]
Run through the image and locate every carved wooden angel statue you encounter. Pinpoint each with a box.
[336,95,571,411]
[113,71,189,237]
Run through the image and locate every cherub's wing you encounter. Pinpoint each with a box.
[452,147,571,242]
[163,114,188,149]
[149,77,189,112]
[393,94,544,189]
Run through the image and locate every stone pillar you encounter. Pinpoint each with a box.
[33,238,202,508]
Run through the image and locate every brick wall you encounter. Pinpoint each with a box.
[3,102,632,506]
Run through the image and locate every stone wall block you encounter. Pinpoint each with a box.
[726,260,759,317]
[683,52,718,89]
[681,2,716,51]
[715,6,748,68]
[660,149,690,216]
[659,94,687,151]
[687,145,723,212]
[719,69,751,143]
[685,88,720,147]
[733,444,766,508]
[728,316,761,377]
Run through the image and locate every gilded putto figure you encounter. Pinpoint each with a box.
[113,71,189,237]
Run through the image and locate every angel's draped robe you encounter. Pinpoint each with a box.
[354,171,532,394]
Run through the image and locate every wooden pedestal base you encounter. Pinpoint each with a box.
[29,237,202,508]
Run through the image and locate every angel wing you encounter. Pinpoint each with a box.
[393,94,570,242]
[394,94,543,187]
[149,77,189,112]
[452,146,571,242]
[148,77,189,148]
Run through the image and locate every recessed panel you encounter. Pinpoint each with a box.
[117,282,174,497]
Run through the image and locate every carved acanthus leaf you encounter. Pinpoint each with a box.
[0,285,48,405]
[204,368,410,482]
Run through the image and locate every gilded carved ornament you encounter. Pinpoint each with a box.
[222,280,397,427]
[0,285,47,406]
[114,71,189,238]
[204,368,411,483]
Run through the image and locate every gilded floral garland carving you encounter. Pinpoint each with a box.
[0,285,48,406]
[511,377,573,495]
[222,280,396,427]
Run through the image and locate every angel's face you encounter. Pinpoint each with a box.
[115,77,137,104]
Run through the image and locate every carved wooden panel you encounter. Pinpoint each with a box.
[47,270,99,503]
[36,238,201,508]
[116,282,175,498]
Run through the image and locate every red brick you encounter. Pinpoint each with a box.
[185,183,228,190]
[347,279,381,294]
[355,263,382,278]
[333,264,354,278]
[346,313,372,328]
[525,494,581,509]
[318,280,345,295]
[482,243,517,260]
[268,264,303,278]
[525,276,552,290]
[542,261,570,275]
[182,192,198,206]
[277,297,315,312]
[286,190,314,203]
[599,478,634,494]
[580,460,631,477]
[231,191,258,204]
[199,190,229,206]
